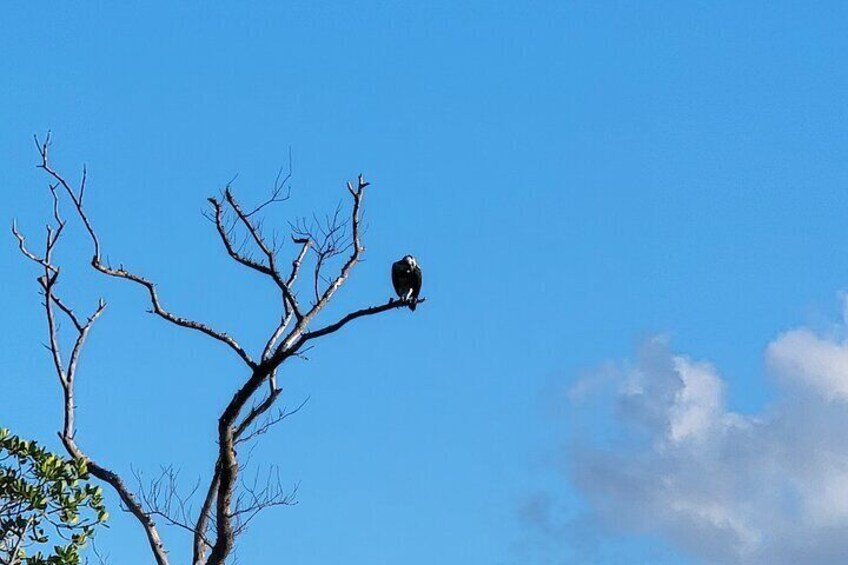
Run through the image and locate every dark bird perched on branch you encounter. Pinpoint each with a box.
[392,255,422,311]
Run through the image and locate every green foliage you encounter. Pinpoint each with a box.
[0,428,108,565]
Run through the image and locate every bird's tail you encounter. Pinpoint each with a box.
[409,299,417,312]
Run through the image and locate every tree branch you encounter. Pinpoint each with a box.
[98,263,256,369]
[265,175,371,367]
[192,464,220,565]
[34,134,255,369]
[13,166,171,565]
[208,197,273,278]
[223,187,303,321]
[301,298,425,344]
[136,466,211,549]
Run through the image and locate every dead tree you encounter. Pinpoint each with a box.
[13,134,424,565]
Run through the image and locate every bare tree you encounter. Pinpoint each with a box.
[12,134,424,565]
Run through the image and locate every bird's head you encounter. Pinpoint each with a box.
[403,255,418,268]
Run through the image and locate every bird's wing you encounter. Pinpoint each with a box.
[391,261,407,295]
[411,264,423,299]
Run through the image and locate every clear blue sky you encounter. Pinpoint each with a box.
[3,2,848,564]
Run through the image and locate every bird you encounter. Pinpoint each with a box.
[391,255,422,311]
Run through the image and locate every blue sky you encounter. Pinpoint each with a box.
[3,2,848,563]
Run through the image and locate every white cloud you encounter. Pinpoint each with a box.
[561,315,848,564]
[667,356,727,443]
[767,328,848,401]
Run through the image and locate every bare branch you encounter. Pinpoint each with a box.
[234,388,282,441]
[262,315,292,364]
[15,153,172,564]
[244,150,293,218]
[64,299,107,384]
[136,466,211,547]
[266,175,371,366]
[193,387,305,564]
[301,298,424,344]
[306,175,368,315]
[290,206,351,304]
[88,538,112,565]
[236,396,309,446]
[94,262,255,369]
[208,197,273,277]
[40,275,67,387]
[11,220,58,273]
[232,467,297,537]
[288,237,312,286]
[192,464,220,565]
[49,293,85,332]
[72,456,170,565]
[206,176,395,563]
[33,137,255,369]
[223,187,302,321]
[256,237,311,363]
[207,364,280,563]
